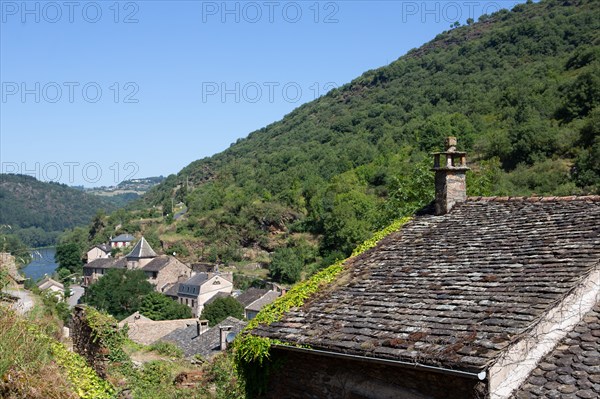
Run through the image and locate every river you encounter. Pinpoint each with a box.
[21,247,59,281]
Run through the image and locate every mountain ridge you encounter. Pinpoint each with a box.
[78,0,599,282]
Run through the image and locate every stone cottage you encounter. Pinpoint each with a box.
[86,244,111,262]
[236,287,281,320]
[249,138,600,399]
[142,255,192,293]
[109,233,135,248]
[177,272,234,317]
[161,316,247,358]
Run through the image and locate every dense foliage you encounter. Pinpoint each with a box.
[139,292,193,320]
[128,0,600,279]
[54,242,84,275]
[200,296,245,326]
[81,269,155,320]
[0,174,118,247]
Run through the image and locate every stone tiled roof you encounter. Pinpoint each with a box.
[246,290,280,312]
[164,283,180,298]
[111,234,134,242]
[514,302,600,398]
[161,316,247,358]
[126,237,157,259]
[119,311,151,325]
[142,256,172,272]
[0,253,25,284]
[253,197,600,372]
[120,317,198,346]
[84,258,116,269]
[92,244,111,253]
[37,276,64,291]
[236,288,269,307]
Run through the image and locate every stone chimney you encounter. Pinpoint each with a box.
[196,319,209,337]
[431,137,470,215]
[219,325,233,351]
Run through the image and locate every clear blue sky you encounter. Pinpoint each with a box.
[1,0,523,187]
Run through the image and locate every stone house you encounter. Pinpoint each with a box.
[109,233,134,248]
[142,255,192,293]
[236,288,281,320]
[86,244,111,262]
[161,316,246,358]
[177,272,234,317]
[118,311,198,345]
[82,258,126,287]
[249,138,600,399]
[124,236,157,269]
[37,276,65,299]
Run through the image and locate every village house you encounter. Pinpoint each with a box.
[109,233,134,248]
[118,311,198,345]
[176,271,234,317]
[249,138,600,399]
[142,255,192,293]
[86,244,111,262]
[37,276,65,299]
[161,316,246,358]
[236,287,281,320]
[82,258,126,287]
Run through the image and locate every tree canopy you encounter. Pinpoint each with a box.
[139,292,192,320]
[200,296,244,327]
[81,269,154,320]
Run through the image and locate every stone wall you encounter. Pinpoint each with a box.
[71,305,109,378]
[0,252,24,287]
[262,348,487,399]
[152,258,191,293]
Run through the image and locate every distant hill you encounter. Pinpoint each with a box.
[81,176,166,208]
[81,0,600,281]
[0,174,119,247]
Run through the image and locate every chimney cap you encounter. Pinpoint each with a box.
[446,136,457,151]
[431,136,470,171]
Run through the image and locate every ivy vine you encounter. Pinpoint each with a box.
[234,216,412,396]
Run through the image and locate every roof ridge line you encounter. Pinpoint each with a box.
[467,195,600,202]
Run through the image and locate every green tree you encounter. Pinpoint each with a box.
[139,292,192,320]
[268,247,303,284]
[82,269,154,320]
[55,242,84,274]
[200,296,244,326]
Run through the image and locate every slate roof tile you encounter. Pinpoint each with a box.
[161,316,246,358]
[141,256,172,272]
[252,197,600,372]
[236,288,269,307]
[514,302,600,398]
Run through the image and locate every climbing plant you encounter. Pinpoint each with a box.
[234,216,412,396]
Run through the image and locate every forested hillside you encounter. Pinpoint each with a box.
[83,0,599,283]
[0,174,118,247]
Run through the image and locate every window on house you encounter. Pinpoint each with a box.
[213,280,221,285]
[152,272,158,278]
